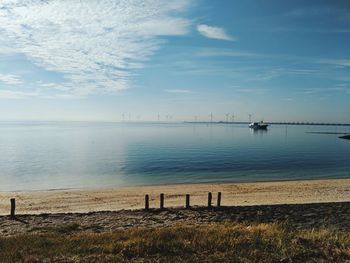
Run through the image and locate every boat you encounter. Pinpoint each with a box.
[339,134,350,140]
[249,121,269,129]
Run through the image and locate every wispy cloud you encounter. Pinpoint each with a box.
[299,85,350,95]
[286,6,350,19]
[0,89,38,99]
[269,26,350,34]
[317,59,350,67]
[0,0,192,97]
[165,89,193,93]
[195,48,258,58]
[0,74,22,85]
[197,24,235,41]
[236,88,269,95]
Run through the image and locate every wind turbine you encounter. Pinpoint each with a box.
[225,113,230,123]
[248,113,253,123]
[210,113,214,123]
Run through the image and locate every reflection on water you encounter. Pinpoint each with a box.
[0,122,349,191]
[251,128,268,135]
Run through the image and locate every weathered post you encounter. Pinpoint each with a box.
[145,194,149,210]
[186,194,190,208]
[208,192,212,208]
[160,193,164,209]
[10,198,16,219]
[217,192,222,207]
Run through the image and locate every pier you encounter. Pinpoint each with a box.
[185,121,350,126]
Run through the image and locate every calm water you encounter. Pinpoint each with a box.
[1,122,349,191]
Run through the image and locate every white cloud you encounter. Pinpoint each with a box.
[0,0,192,97]
[0,74,22,85]
[197,24,234,41]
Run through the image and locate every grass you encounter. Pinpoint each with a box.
[0,223,349,262]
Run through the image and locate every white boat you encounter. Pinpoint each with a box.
[249,121,268,129]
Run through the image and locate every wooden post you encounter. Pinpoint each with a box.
[186,194,190,208]
[145,194,149,210]
[208,192,212,208]
[217,192,221,207]
[10,198,16,219]
[160,193,164,209]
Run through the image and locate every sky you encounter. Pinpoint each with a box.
[0,0,350,123]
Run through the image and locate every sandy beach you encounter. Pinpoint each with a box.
[1,178,350,215]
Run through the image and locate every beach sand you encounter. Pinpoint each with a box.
[1,178,350,215]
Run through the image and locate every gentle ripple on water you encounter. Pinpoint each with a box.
[0,122,349,191]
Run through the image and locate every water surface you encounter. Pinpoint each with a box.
[1,122,349,191]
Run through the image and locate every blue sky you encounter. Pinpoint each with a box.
[0,0,349,122]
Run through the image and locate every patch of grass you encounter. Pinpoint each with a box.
[0,223,349,262]
[29,223,80,234]
[55,223,80,234]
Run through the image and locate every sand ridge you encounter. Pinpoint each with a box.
[1,202,350,237]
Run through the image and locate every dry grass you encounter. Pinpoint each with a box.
[0,222,349,262]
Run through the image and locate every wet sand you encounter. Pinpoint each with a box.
[1,178,350,215]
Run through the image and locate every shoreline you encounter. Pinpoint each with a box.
[2,175,349,193]
[1,178,350,215]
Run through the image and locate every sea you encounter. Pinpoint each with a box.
[0,121,349,191]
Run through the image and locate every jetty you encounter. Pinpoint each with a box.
[185,121,350,127]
